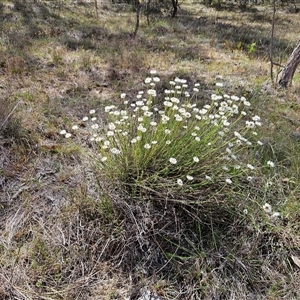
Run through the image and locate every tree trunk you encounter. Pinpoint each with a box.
[171,0,178,18]
[133,0,140,37]
[94,0,98,18]
[279,40,300,88]
[270,0,276,85]
[145,0,151,25]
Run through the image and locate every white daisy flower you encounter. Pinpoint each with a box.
[263,203,272,214]
[193,156,199,163]
[110,148,121,155]
[169,157,177,164]
[247,164,255,170]
[177,179,183,186]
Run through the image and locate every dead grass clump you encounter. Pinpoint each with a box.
[97,181,300,299]
[6,30,32,51]
[49,46,67,66]
[0,166,122,298]
[0,95,23,140]
[5,56,26,76]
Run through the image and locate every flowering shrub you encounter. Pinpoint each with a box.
[60,71,266,199]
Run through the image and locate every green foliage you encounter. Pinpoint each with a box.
[247,42,257,56]
[237,41,243,50]
[237,41,257,57]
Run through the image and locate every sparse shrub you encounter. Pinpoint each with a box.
[58,72,290,295]
[60,71,270,217]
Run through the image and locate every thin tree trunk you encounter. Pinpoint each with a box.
[133,0,140,37]
[279,41,300,88]
[171,0,178,18]
[270,0,275,85]
[94,0,99,18]
[145,0,151,25]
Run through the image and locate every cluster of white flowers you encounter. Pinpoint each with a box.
[60,71,264,188]
[59,129,72,138]
[262,203,281,219]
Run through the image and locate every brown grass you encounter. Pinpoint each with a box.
[0,0,300,299]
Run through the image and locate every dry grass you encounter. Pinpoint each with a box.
[1,0,300,299]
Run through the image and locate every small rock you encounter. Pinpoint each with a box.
[290,131,300,141]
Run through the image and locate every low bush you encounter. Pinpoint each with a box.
[60,71,274,217]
